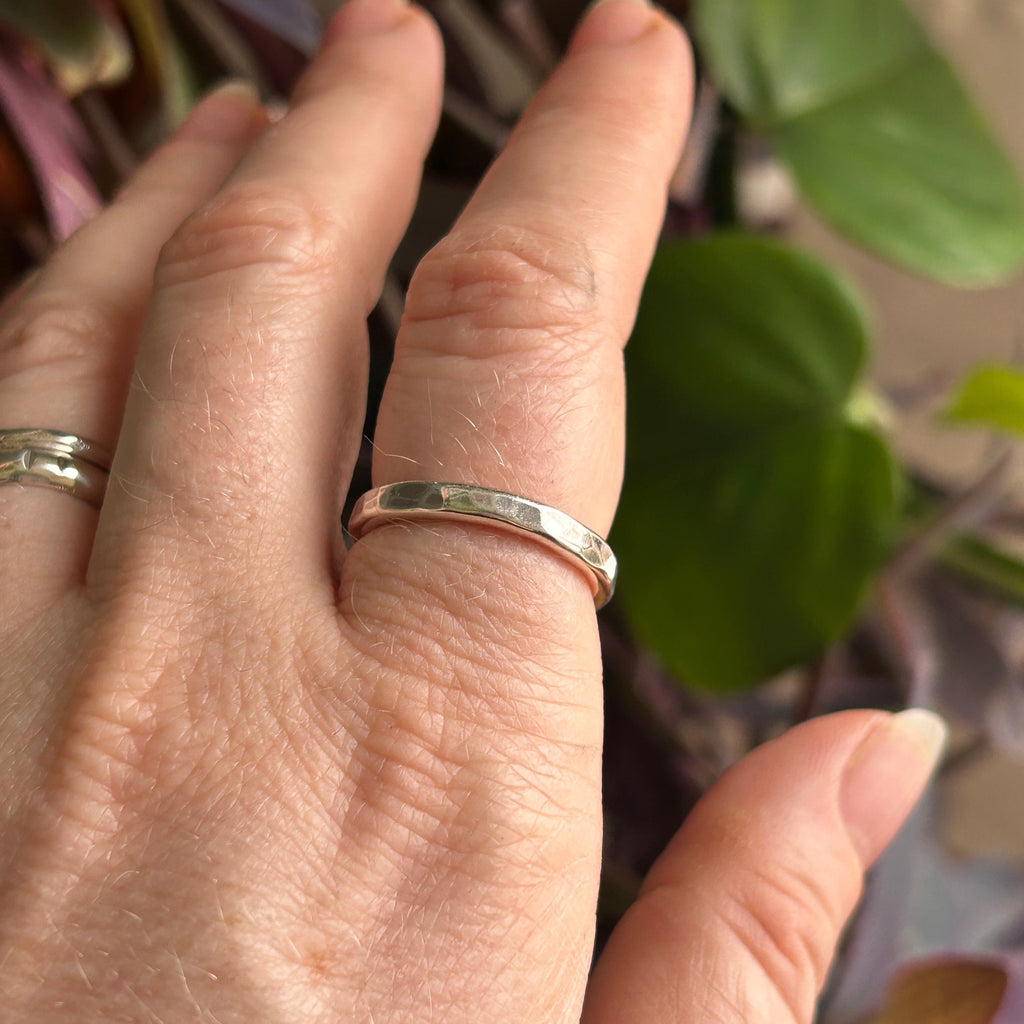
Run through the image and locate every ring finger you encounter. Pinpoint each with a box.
[0,85,268,619]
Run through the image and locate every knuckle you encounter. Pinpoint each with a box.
[157,183,350,289]
[721,858,843,1020]
[404,223,608,356]
[339,648,598,885]
[0,300,113,382]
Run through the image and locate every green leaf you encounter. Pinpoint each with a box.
[945,364,1024,436]
[695,0,925,124]
[119,0,197,129]
[694,0,1024,286]
[0,0,132,95]
[616,235,900,691]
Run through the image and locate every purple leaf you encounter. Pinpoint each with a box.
[215,0,321,56]
[0,42,100,238]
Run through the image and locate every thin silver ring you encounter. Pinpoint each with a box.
[0,429,111,508]
[348,481,617,609]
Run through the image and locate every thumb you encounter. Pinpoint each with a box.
[582,709,947,1024]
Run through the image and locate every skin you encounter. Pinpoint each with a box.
[0,1,944,1021]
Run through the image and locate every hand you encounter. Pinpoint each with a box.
[0,1,944,1020]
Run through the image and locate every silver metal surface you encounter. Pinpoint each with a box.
[0,428,111,469]
[0,430,111,507]
[348,481,617,609]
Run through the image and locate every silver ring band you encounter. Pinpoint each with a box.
[348,481,617,609]
[0,428,111,469]
[0,429,111,508]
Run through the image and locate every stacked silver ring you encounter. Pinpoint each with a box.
[0,428,112,508]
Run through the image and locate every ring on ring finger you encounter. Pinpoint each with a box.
[0,428,112,508]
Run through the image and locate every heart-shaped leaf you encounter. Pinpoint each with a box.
[694,0,1024,286]
[616,235,900,691]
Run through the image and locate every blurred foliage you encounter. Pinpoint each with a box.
[946,366,1024,438]
[694,0,1024,285]
[4,0,1024,1019]
[616,234,899,690]
[0,1,132,95]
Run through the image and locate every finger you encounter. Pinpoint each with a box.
[0,85,268,619]
[582,710,947,1024]
[350,0,693,620]
[332,5,693,1021]
[90,0,444,590]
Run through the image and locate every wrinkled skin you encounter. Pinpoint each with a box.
[0,2,941,1021]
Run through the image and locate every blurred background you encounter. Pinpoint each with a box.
[794,0,1024,874]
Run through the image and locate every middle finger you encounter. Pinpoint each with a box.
[91,0,443,593]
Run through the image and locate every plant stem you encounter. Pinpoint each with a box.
[939,534,1024,608]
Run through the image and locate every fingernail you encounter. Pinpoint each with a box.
[840,709,948,863]
[570,0,659,52]
[323,0,412,43]
[178,80,263,142]
[265,99,289,124]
